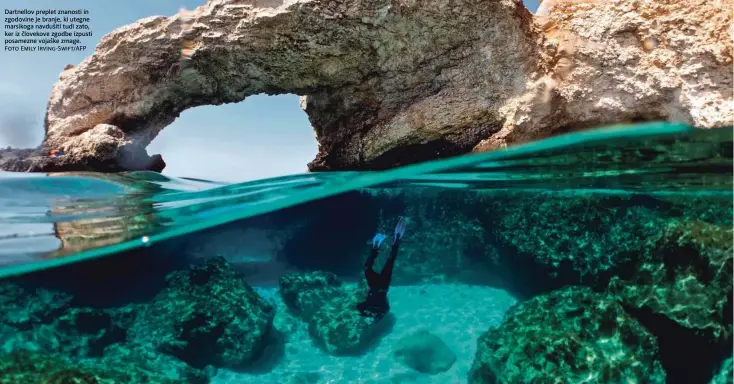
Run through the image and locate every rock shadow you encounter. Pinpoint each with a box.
[237,328,288,374]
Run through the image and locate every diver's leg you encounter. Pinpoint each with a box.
[364,246,380,284]
[379,239,401,286]
[379,217,408,286]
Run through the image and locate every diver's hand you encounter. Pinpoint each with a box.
[372,233,387,248]
[394,216,408,241]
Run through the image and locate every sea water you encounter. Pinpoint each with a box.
[0,122,731,384]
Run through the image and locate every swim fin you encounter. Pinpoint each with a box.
[372,233,387,248]
[394,216,408,241]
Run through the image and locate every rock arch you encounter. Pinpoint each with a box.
[40,0,732,173]
[42,0,540,171]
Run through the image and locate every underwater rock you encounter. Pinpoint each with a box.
[0,284,72,331]
[20,0,727,173]
[344,188,731,294]
[307,289,389,355]
[279,270,344,321]
[0,349,201,384]
[710,357,734,384]
[0,280,207,382]
[41,306,131,358]
[280,271,390,355]
[606,220,733,383]
[392,329,456,374]
[468,286,666,384]
[0,291,205,382]
[608,220,733,343]
[128,256,275,370]
[482,192,669,295]
[98,343,210,384]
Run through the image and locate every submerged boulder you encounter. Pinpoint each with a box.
[6,0,725,173]
[0,284,131,359]
[43,306,132,358]
[0,284,205,382]
[279,270,344,321]
[128,256,275,370]
[0,349,203,384]
[392,330,456,374]
[609,220,733,343]
[468,286,666,384]
[607,219,733,383]
[307,289,390,355]
[0,284,72,330]
[279,271,390,355]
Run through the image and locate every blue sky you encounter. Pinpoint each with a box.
[0,0,540,182]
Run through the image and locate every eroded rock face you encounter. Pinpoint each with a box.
[468,286,667,384]
[608,220,733,343]
[35,0,731,172]
[473,0,734,152]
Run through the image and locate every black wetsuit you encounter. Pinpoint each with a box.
[357,238,400,320]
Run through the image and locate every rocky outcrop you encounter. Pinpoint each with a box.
[606,219,733,384]
[7,0,726,173]
[279,271,392,355]
[468,286,667,384]
[471,190,732,383]
[0,283,208,383]
[608,220,733,343]
[484,192,669,287]
[0,284,72,330]
[475,0,734,151]
[0,145,165,173]
[128,257,275,370]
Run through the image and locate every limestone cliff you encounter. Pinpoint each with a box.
[9,0,733,172]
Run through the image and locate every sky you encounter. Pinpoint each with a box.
[0,0,540,182]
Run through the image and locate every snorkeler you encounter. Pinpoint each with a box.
[357,216,408,321]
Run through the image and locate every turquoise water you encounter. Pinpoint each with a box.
[0,122,731,383]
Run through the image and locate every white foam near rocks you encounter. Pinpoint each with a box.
[212,283,517,384]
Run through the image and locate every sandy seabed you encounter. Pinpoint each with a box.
[213,283,517,384]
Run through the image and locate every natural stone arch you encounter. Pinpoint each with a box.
[42,0,540,171]
[38,0,733,173]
